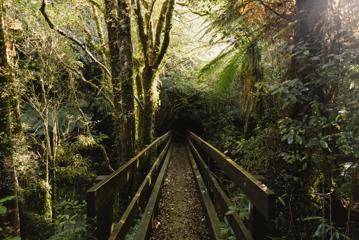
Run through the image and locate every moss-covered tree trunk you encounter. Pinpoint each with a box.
[0,0,20,237]
[141,67,154,146]
[105,0,135,166]
[118,0,135,163]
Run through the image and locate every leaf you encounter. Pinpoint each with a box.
[0,196,15,203]
[225,205,239,215]
[225,209,236,215]
[295,135,303,145]
[277,196,286,208]
[287,135,294,144]
[0,205,7,215]
[320,140,328,149]
[4,237,21,240]
[303,216,323,221]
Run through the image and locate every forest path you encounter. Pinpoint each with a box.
[149,142,210,240]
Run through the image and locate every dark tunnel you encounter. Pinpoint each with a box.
[172,111,203,141]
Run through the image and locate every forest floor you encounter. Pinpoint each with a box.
[150,142,210,240]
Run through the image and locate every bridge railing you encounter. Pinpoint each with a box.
[187,131,275,240]
[87,131,172,240]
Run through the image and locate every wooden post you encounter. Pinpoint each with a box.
[249,203,267,240]
[97,200,114,240]
[87,175,112,240]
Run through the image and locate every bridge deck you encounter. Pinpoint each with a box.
[150,142,210,240]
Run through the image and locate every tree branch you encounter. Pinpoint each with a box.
[58,58,114,108]
[154,0,168,52]
[40,0,111,76]
[257,0,291,21]
[134,95,144,111]
[134,0,149,66]
[153,0,175,69]
[145,0,157,48]
[86,0,104,14]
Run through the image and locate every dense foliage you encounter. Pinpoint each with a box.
[158,0,359,239]
[0,0,358,239]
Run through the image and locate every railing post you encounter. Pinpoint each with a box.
[88,175,113,240]
[96,200,113,240]
[249,203,266,240]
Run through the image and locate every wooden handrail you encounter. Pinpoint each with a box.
[133,143,174,240]
[187,131,275,220]
[185,143,222,239]
[109,139,173,240]
[187,138,253,240]
[87,131,172,239]
[87,131,171,216]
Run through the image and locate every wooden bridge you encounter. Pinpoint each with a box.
[87,131,276,240]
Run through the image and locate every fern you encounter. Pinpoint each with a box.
[198,48,237,82]
[216,50,243,94]
[198,47,244,94]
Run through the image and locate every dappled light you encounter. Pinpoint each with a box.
[1,0,358,239]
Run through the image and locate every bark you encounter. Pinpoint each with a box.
[105,0,135,166]
[0,0,20,237]
[118,0,135,163]
[105,0,122,165]
[141,66,154,146]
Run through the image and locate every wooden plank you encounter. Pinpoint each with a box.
[96,175,109,182]
[87,131,171,216]
[108,140,172,240]
[185,143,222,240]
[188,131,274,217]
[133,143,173,240]
[187,138,253,240]
[187,131,275,219]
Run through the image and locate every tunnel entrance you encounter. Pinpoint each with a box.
[171,111,203,141]
[155,86,205,142]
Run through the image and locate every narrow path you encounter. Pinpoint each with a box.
[150,142,210,240]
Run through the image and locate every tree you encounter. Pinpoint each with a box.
[104,0,135,166]
[0,0,21,237]
[41,0,136,166]
[134,0,175,146]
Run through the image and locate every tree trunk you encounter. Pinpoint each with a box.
[134,0,175,147]
[118,0,135,163]
[0,0,21,237]
[105,0,135,166]
[105,0,122,165]
[140,67,154,146]
[39,77,53,221]
[135,67,144,147]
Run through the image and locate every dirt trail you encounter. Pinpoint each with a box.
[150,142,210,240]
